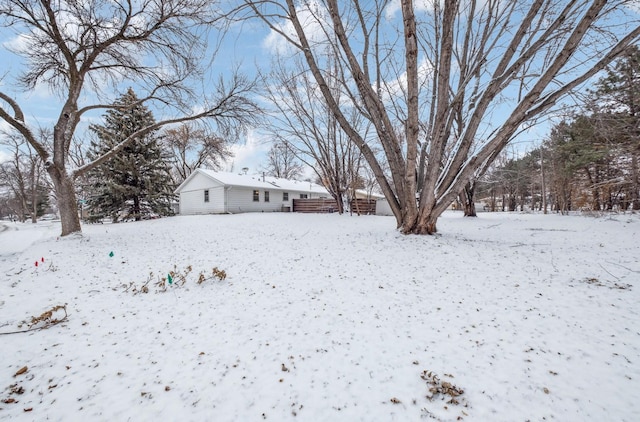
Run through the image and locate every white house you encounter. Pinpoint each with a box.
[174,169,330,215]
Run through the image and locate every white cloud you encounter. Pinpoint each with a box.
[262,21,295,55]
[0,149,10,164]
[0,120,12,164]
[223,129,270,175]
[1,34,59,101]
[384,0,401,20]
[385,0,445,19]
[378,57,435,103]
[386,0,494,20]
[262,1,330,55]
[2,33,30,52]
[626,2,640,13]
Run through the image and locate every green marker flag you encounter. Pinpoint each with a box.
[167,274,173,285]
[109,251,114,257]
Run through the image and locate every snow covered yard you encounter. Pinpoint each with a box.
[1,211,638,421]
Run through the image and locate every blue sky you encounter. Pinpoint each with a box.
[0,1,638,175]
[0,9,276,173]
[208,20,276,174]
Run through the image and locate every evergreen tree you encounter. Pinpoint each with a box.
[26,182,50,219]
[86,88,174,222]
[591,46,640,210]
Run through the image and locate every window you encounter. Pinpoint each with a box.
[265,191,270,202]
[283,192,289,201]
[204,190,209,203]
[253,190,259,202]
[299,194,308,199]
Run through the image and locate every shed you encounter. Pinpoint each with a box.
[174,169,330,215]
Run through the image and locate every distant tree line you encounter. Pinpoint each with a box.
[2,1,638,233]
[0,130,50,222]
[477,46,640,213]
[2,41,639,220]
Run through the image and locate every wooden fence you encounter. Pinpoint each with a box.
[350,198,376,215]
[292,198,377,214]
[293,198,338,213]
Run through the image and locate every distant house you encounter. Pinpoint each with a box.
[174,169,330,215]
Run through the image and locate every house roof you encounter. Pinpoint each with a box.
[175,169,329,195]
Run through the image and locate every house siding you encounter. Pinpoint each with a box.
[175,170,333,215]
[178,173,226,214]
[225,187,292,213]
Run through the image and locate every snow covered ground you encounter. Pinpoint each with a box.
[1,211,638,421]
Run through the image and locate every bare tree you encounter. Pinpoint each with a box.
[0,0,260,235]
[0,130,48,222]
[264,140,305,180]
[0,134,30,222]
[243,0,640,233]
[163,122,233,185]
[262,55,370,213]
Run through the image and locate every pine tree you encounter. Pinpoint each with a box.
[591,46,640,210]
[86,88,174,222]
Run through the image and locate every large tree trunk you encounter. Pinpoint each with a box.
[19,195,27,222]
[632,153,640,211]
[413,210,438,235]
[490,189,497,212]
[416,218,438,235]
[133,196,141,221]
[399,200,443,235]
[30,190,38,223]
[47,165,81,236]
[461,182,477,217]
[325,180,345,214]
[254,0,640,235]
[30,161,38,223]
[336,194,345,214]
[398,211,438,234]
